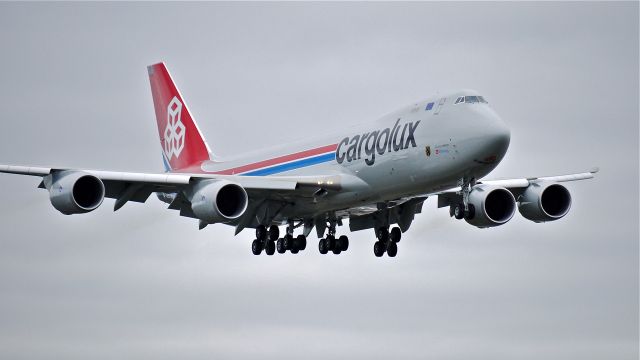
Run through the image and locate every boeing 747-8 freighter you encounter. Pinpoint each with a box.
[0,63,597,257]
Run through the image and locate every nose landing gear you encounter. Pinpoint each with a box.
[452,177,476,220]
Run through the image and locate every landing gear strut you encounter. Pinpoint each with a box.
[373,226,402,257]
[453,177,476,220]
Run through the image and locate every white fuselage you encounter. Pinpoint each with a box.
[183,90,511,221]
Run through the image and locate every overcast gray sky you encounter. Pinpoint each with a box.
[0,2,637,359]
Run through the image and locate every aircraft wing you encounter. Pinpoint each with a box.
[0,164,309,208]
[0,163,369,205]
[477,167,599,189]
[436,168,598,210]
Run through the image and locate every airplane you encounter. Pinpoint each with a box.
[0,62,598,257]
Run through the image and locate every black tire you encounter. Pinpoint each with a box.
[377,227,390,242]
[464,204,476,220]
[325,235,335,250]
[291,247,299,254]
[268,225,280,241]
[319,238,328,254]
[256,225,267,241]
[390,227,402,243]
[373,241,385,257]
[252,239,262,255]
[338,235,349,251]
[454,204,465,220]
[277,238,286,254]
[332,247,341,255]
[296,235,307,251]
[265,240,275,255]
[387,242,398,257]
[283,234,293,250]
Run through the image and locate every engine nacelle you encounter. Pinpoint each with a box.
[189,180,248,223]
[465,185,516,228]
[48,171,105,215]
[518,182,571,222]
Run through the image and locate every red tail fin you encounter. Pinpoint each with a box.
[148,62,211,171]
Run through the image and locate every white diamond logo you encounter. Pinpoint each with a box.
[164,97,186,159]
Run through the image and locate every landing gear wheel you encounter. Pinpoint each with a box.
[296,235,307,251]
[325,235,335,251]
[338,235,349,251]
[291,247,299,254]
[265,240,275,255]
[377,227,390,242]
[390,227,402,243]
[319,238,328,254]
[332,247,342,255]
[387,242,398,257]
[454,203,465,220]
[256,225,267,241]
[464,204,475,220]
[373,241,385,257]
[268,225,280,241]
[252,239,262,255]
[276,238,286,254]
[283,234,293,250]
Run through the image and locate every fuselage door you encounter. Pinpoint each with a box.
[434,97,447,115]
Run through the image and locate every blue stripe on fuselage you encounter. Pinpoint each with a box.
[243,152,335,176]
[161,153,171,172]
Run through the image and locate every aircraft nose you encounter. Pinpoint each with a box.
[468,111,511,165]
[490,119,510,154]
[483,114,511,161]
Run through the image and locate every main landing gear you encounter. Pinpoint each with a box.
[251,225,276,255]
[252,221,401,257]
[252,224,307,255]
[318,222,349,255]
[373,226,402,257]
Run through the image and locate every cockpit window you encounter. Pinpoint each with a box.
[455,95,489,104]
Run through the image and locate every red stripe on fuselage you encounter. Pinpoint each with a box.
[213,144,338,175]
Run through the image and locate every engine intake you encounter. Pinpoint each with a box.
[518,182,571,222]
[465,185,516,228]
[190,180,248,223]
[48,171,105,214]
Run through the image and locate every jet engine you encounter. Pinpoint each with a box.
[189,180,248,223]
[465,185,516,228]
[518,182,571,222]
[48,171,105,215]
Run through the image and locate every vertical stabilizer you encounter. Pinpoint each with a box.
[148,62,211,171]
